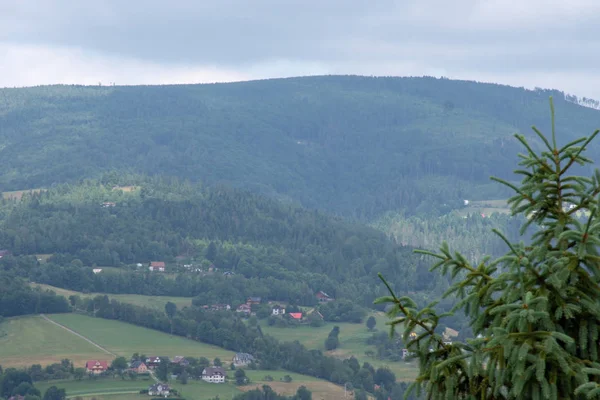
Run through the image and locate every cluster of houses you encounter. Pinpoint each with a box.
[231,291,333,317]
[84,352,256,391]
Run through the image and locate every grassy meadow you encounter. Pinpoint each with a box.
[456,199,511,217]
[31,283,193,311]
[260,313,418,382]
[0,315,107,367]
[47,314,234,363]
[35,371,347,400]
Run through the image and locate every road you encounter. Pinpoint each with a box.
[40,314,117,357]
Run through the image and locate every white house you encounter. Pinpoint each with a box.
[272,305,286,316]
[148,383,170,397]
[232,353,255,367]
[202,367,226,383]
[92,268,103,274]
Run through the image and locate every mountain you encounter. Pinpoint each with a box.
[1,75,599,217]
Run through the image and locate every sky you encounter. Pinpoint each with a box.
[1,0,599,100]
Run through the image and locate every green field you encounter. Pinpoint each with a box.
[457,199,511,217]
[32,283,193,311]
[36,378,151,398]
[0,316,107,367]
[36,377,241,400]
[34,372,346,400]
[260,313,418,382]
[47,314,234,363]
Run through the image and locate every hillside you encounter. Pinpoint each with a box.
[1,76,599,217]
[0,178,438,307]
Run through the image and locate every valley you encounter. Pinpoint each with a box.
[0,76,598,400]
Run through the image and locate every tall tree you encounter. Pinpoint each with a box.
[377,98,600,399]
[366,316,376,331]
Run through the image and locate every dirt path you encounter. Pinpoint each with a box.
[40,314,117,357]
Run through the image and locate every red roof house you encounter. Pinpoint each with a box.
[86,360,109,374]
[149,261,166,272]
[289,312,303,320]
[316,291,334,302]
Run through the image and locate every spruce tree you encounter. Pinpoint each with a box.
[377,98,600,399]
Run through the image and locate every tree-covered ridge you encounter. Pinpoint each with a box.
[1,76,599,217]
[0,176,442,306]
[373,211,531,261]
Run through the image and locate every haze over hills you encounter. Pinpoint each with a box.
[1,75,599,218]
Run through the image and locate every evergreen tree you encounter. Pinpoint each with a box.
[377,98,600,399]
[325,326,340,350]
[235,368,247,385]
[366,316,376,331]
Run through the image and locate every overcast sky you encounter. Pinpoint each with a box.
[1,0,599,99]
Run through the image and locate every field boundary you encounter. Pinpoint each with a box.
[40,314,117,357]
[65,390,142,399]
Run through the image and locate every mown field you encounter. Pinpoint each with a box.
[0,315,107,367]
[48,314,234,364]
[0,314,233,368]
[2,188,47,201]
[31,283,193,311]
[34,370,348,400]
[456,199,511,217]
[35,377,241,400]
[260,313,418,382]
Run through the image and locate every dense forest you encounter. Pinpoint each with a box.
[1,76,599,218]
[0,176,442,308]
[373,211,533,261]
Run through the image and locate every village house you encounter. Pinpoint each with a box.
[210,304,231,311]
[289,312,303,321]
[145,356,162,369]
[171,356,190,367]
[0,250,11,259]
[85,360,108,374]
[315,291,334,302]
[443,327,459,343]
[272,305,286,316]
[246,297,262,305]
[236,304,251,314]
[232,352,255,367]
[8,395,26,400]
[129,361,148,374]
[202,366,226,383]
[148,383,170,397]
[101,202,116,208]
[92,268,103,274]
[148,261,166,272]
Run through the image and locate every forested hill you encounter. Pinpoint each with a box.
[1,75,599,217]
[0,178,438,305]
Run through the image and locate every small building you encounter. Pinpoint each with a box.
[0,250,11,259]
[236,304,251,314]
[101,202,116,208]
[149,261,166,272]
[8,395,26,400]
[443,327,459,342]
[171,356,190,366]
[92,268,103,274]
[145,356,162,369]
[289,312,303,320]
[148,383,170,397]
[211,304,231,311]
[316,291,334,302]
[129,361,148,374]
[232,353,255,367]
[247,297,262,305]
[202,366,226,383]
[272,305,286,316]
[86,360,108,374]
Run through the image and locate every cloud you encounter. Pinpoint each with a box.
[0,0,599,100]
